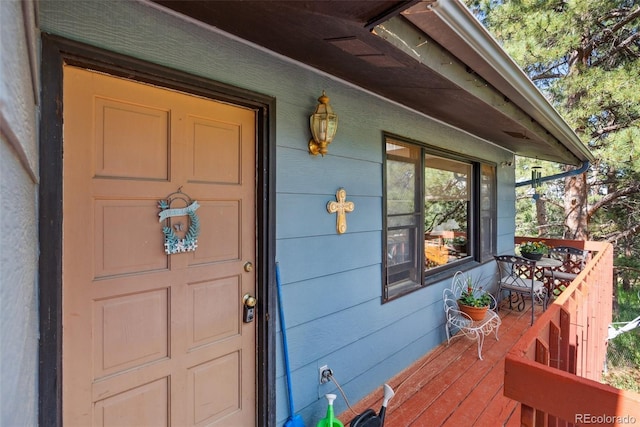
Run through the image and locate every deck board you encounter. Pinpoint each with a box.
[339,300,540,426]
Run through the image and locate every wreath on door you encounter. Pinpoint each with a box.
[158,189,200,255]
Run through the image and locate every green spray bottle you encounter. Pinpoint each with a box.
[316,394,344,427]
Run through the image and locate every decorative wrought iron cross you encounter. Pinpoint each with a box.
[327,188,355,234]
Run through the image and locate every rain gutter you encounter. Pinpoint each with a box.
[515,160,590,188]
[424,0,594,164]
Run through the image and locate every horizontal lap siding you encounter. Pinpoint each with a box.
[39,2,517,424]
[497,163,517,254]
[277,148,382,196]
[277,233,382,285]
[1,2,39,427]
[277,193,381,239]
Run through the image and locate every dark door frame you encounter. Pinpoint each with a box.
[38,34,276,427]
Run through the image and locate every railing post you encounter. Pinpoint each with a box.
[559,308,570,372]
[522,404,534,427]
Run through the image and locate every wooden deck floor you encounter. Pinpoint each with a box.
[340,301,540,427]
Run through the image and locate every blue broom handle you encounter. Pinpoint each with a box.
[276,263,296,419]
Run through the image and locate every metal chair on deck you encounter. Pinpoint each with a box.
[443,272,501,360]
[494,255,547,325]
[546,246,589,292]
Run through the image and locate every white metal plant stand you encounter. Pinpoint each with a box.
[443,271,501,360]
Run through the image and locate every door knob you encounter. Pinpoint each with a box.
[244,262,253,272]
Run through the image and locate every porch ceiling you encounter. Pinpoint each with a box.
[152,0,593,166]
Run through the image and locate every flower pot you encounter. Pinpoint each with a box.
[453,244,467,254]
[457,302,489,321]
[522,252,543,261]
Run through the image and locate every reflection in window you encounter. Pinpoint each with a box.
[424,154,471,270]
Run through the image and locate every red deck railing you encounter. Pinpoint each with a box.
[506,239,640,426]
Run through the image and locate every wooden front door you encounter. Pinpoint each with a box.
[62,65,257,426]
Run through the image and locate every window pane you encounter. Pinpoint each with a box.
[424,154,471,270]
[385,141,422,298]
[480,164,496,261]
[386,160,415,214]
[387,228,416,267]
[387,214,417,228]
[386,225,420,299]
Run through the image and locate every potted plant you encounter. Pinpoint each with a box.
[452,236,467,253]
[457,275,492,321]
[518,241,549,260]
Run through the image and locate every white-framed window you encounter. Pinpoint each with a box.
[383,135,496,302]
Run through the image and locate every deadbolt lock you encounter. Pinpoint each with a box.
[242,293,256,323]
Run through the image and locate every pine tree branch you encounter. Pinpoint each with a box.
[603,6,640,34]
[531,71,567,81]
[587,182,640,220]
[528,58,570,81]
[591,32,640,67]
[592,6,640,46]
[591,122,632,139]
[605,222,640,244]
[582,6,640,64]
[615,265,640,275]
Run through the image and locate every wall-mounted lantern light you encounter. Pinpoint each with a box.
[308,91,338,156]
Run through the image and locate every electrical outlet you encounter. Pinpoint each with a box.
[318,365,333,384]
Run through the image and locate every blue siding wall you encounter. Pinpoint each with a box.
[40,2,517,424]
[497,166,518,253]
